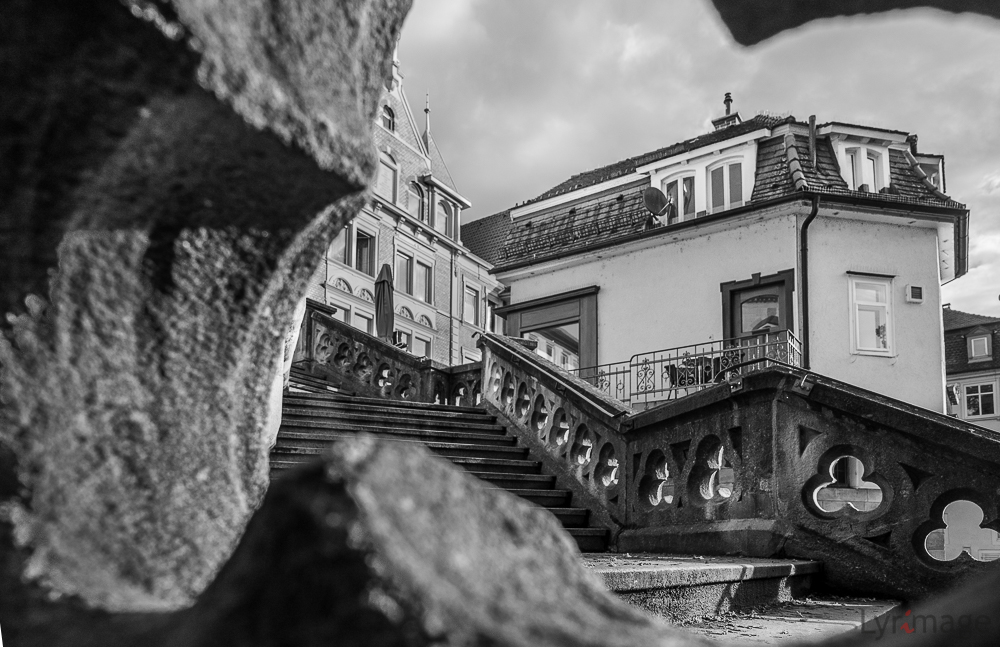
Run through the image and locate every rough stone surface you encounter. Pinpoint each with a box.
[1,437,717,647]
[0,0,409,610]
[710,0,1000,46]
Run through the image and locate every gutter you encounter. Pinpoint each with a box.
[800,195,820,370]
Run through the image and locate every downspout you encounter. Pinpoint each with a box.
[800,195,820,370]
[449,249,456,365]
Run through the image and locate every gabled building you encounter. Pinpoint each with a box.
[463,100,969,411]
[944,306,1000,430]
[305,51,501,365]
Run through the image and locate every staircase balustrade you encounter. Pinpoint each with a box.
[291,299,480,406]
[478,332,1000,600]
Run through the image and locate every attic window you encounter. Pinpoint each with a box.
[969,334,992,362]
[381,106,395,131]
[842,147,884,192]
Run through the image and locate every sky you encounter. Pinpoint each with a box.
[396,1,999,316]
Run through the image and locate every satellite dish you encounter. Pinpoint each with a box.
[643,187,669,217]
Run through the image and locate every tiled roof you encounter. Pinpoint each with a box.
[528,114,793,205]
[478,115,969,271]
[461,210,512,266]
[943,308,1000,332]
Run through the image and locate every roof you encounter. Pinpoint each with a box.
[423,130,457,192]
[462,115,969,272]
[527,114,792,206]
[943,308,1000,332]
[461,210,512,266]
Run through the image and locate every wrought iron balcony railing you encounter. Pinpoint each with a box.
[569,331,802,406]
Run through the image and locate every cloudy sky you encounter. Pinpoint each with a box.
[397,1,999,316]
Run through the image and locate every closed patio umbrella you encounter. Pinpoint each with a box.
[374,263,395,343]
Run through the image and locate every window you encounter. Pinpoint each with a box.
[662,175,695,224]
[407,183,425,222]
[461,348,482,363]
[708,161,743,213]
[354,230,375,276]
[850,276,892,355]
[969,334,992,361]
[395,328,411,351]
[412,336,431,359]
[354,312,374,335]
[415,261,432,303]
[965,383,996,418]
[381,105,395,131]
[463,285,480,326]
[435,199,453,238]
[375,154,397,202]
[842,147,883,192]
[329,226,349,264]
[395,252,413,294]
[720,270,795,340]
[330,302,350,324]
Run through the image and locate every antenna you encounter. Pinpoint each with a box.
[642,187,670,231]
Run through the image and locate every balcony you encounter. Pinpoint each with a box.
[569,331,802,407]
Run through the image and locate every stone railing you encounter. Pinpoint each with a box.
[478,333,633,534]
[292,299,479,406]
[478,333,1000,601]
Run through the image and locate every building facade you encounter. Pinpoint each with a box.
[464,105,969,412]
[944,307,1000,431]
[305,53,501,366]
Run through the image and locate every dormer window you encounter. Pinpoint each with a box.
[662,175,695,224]
[381,106,395,132]
[842,147,884,192]
[969,334,992,362]
[407,183,425,222]
[708,160,744,213]
[434,199,454,238]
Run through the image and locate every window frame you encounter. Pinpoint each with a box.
[964,382,997,419]
[411,334,432,359]
[434,198,454,239]
[375,152,398,203]
[849,275,894,356]
[706,157,745,214]
[407,183,426,223]
[395,250,414,295]
[720,269,796,340]
[354,311,375,335]
[381,105,395,132]
[840,145,886,192]
[415,260,433,304]
[660,172,696,225]
[968,334,993,362]
[462,283,481,327]
[353,226,377,277]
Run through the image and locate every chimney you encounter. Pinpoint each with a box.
[906,133,918,155]
[711,92,742,131]
[808,115,817,168]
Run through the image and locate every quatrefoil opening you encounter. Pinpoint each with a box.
[569,425,596,467]
[806,447,885,517]
[594,443,619,488]
[530,395,549,440]
[687,435,734,505]
[548,409,570,449]
[921,496,1000,563]
[640,449,675,508]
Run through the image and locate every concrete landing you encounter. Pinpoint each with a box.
[583,554,821,622]
[681,597,900,644]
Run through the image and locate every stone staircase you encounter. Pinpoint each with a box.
[270,376,610,552]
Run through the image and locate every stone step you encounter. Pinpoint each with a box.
[281,399,497,424]
[468,471,556,489]
[280,408,504,433]
[584,555,823,623]
[284,389,485,414]
[448,457,543,475]
[680,597,900,644]
[568,528,610,552]
[544,507,590,528]
[273,438,529,461]
[498,488,572,507]
[276,427,517,448]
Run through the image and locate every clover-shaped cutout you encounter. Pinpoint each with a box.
[811,455,884,514]
[688,435,734,505]
[515,382,531,419]
[471,380,482,406]
[352,353,374,381]
[594,443,619,488]
[548,409,570,449]
[924,500,1000,562]
[530,395,549,441]
[332,343,353,369]
[314,332,334,364]
[394,374,415,400]
[569,425,596,467]
[639,449,675,507]
[451,382,468,407]
[489,361,503,395]
[375,363,394,395]
[501,372,515,407]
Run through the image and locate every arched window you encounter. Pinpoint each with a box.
[435,199,453,238]
[381,105,395,131]
[407,183,425,222]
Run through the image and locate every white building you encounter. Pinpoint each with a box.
[464,104,969,412]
